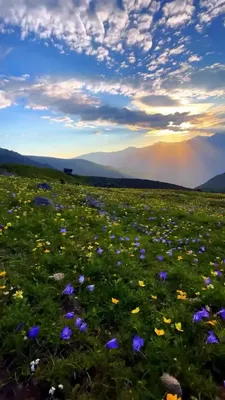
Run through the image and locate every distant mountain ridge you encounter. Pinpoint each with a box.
[0,148,53,169]
[76,133,225,188]
[197,172,225,192]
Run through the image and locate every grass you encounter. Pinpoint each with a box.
[0,173,225,400]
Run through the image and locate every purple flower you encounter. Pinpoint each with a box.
[110,235,115,239]
[140,249,145,254]
[63,283,74,295]
[140,254,145,260]
[159,271,167,281]
[158,256,163,261]
[132,335,145,352]
[87,285,95,292]
[79,275,85,284]
[206,331,219,344]
[215,270,222,277]
[75,318,83,328]
[60,326,72,340]
[117,261,121,266]
[64,312,74,319]
[217,309,225,320]
[116,250,120,254]
[60,228,67,234]
[97,247,103,255]
[106,338,119,349]
[28,326,40,339]
[80,322,87,332]
[205,277,211,285]
[193,307,209,323]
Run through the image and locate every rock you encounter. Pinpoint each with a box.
[82,196,104,209]
[160,373,182,397]
[36,183,52,190]
[33,197,54,207]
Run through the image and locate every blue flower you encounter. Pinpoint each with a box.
[28,326,40,339]
[79,275,85,284]
[63,283,74,295]
[97,248,103,254]
[64,312,75,319]
[159,271,167,281]
[80,322,87,332]
[217,308,225,320]
[158,256,163,261]
[87,284,95,292]
[206,331,219,344]
[132,335,144,352]
[193,307,209,323]
[60,326,72,340]
[75,318,83,328]
[106,338,119,349]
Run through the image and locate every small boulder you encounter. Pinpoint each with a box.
[83,195,104,209]
[34,196,54,207]
[36,183,52,191]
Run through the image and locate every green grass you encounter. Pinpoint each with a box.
[0,174,225,400]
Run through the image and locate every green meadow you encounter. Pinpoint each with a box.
[1,172,225,400]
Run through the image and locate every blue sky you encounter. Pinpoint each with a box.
[0,0,225,157]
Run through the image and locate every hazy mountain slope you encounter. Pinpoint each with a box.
[76,133,225,188]
[197,172,225,192]
[0,148,53,169]
[28,155,130,178]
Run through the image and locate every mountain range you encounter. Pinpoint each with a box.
[0,148,129,179]
[197,172,225,192]
[76,133,225,188]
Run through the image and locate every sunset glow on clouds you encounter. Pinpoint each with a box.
[0,0,225,156]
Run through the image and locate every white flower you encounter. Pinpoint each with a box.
[50,273,65,281]
[35,359,40,365]
[58,384,63,390]
[49,387,56,395]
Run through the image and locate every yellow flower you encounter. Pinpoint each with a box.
[163,317,172,324]
[139,281,145,287]
[0,285,6,289]
[195,292,200,296]
[44,249,50,253]
[177,294,187,300]
[211,270,217,276]
[13,290,23,299]
[131,307,140,314]
[154,328,165,336]
[112,298,119,304]
[175,322,184,332]
[177,256,183,261]
[166,395,181,400]
[151,295,157,299]
[206,320,217,326]
[0,271,6,278]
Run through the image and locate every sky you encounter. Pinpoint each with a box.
[0,0,225,158]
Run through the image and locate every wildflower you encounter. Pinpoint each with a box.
[60,326,72,340]
[206,331,219,344]
[158,256,163,261]
[80,322,87,332]
[139,281,145,287]
[58,384,64,390]
[28,326,40,339]
[78,275,85,284]
[87,284,95,292]
[64,312,74,319]
[106,338,119,349]
[112,298,119,304]
[75,318,83,328]
[163,317,172,324]
[206,320,217,326]
[175,322,184,332]
[51,273,65,281]
[63,283,74,295]
[193,307,209,323]
[132,335,145,352]
[13,290,23,299]
[205,277,211,285]
[0,285,6,289]
[117,261,121,266]
[97,247,103,254]
[166,395,181,400]
[177,256,183,261]
[159,271,167,281]
[44,249,50,253]
[217,308,225,320]
[131,307,140,314]
[155,328,165,336]
[60,228,67,235]
[0,271,6,278]
[49,387,56,395]
[151,295,157,299]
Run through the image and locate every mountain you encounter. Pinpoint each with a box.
[27,155,130,178]
[0,148,53,169]
[197,172,225,192]
[76,133,225,188]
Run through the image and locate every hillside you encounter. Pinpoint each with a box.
[197,172,225,192]
[0,174,225,400]
[0,164,191,191]
[76,133,225,188]
[28,155,130,179]
[0,148,54,169]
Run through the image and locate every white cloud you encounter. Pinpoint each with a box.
[163,0,195,27]
[188,55,202,62]
[199,0,225,24]
[0,90,12,108]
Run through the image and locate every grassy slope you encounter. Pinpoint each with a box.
[0,174,225,399]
